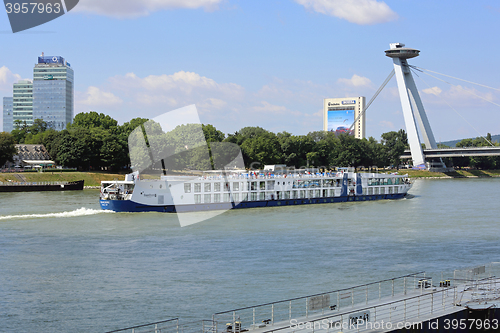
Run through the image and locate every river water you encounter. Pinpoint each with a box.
[1,178,499,332]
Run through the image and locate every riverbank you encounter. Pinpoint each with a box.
[395,169,500,178]
[1,169,499,187]
[0,171,125,187]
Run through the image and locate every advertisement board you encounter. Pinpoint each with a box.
[327,109,354,135]
[38,56,65,64]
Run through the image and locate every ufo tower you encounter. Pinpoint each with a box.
[385,43,446,170]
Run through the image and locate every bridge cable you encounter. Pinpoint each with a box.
[410,67,495,147]
[410,65,500,109]
[411,66,500,93]
[349,69,395,132]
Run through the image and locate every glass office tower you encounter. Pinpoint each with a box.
[12,80,33,127]
[33,55,74,130]
[3,97,14,132]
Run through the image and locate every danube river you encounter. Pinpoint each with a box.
[1,178,499,332]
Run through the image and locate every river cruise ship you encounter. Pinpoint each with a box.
[99,168,412,213]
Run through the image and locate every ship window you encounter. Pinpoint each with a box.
[204,183,211,192]
[204,194,211,203]
[251,182,257,191]
[194,183,201,193]
[259,192,265,200]
[292,191,298,199]
[223,193,230,202]
[214,182,221,192]
[242,193,248,202]
[224,182,230,191]
[184,183,191,193]
[232,193,239,202]
[250,192,257,201]
[285,191,290,199]
[194,194,202,204]
[260,181,265,190]
[214,193,221,202]
[232,182,239,191]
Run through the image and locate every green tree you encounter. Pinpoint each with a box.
[241,132,282,168]
[0,132,17,167]
[29,119,48,135]
[381,129,408,169]
[331,134,366,170]
[11,120,29,143]
[202,124,225,143]
[70,112,119,133]
[55,128,97,170]
[456,134,496,169]
[278,132,317,168]
[119,117,149,139]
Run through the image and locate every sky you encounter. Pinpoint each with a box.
[1,0,500,142]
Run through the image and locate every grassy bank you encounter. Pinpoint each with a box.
[0,171,125,187]
[395,169,500,178]
[2,169,499,187]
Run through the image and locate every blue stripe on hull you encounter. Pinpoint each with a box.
[100,193,407,213]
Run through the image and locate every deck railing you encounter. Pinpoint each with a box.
[259,286,457,333]
[105,319,218,333]
[212,272,427,333]
[105,318,180,333]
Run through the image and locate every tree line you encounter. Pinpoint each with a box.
[0,112,498,171]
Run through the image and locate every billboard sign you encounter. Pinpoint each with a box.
[327,109,354,136]
[38,56,64,64]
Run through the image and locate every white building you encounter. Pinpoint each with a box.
[323,97,365,139]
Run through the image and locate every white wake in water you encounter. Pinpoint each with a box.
[0,207,114,220]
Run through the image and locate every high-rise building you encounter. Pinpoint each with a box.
[323,97,365,139]
[33,54,74,130]
[13,80,33,127]
[3,97,13,132]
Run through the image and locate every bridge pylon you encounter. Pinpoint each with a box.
[385,43,447,171]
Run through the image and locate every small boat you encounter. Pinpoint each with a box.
[99,168,412,213]
[0,180,84,192]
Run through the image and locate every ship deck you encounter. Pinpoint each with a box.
[106,264,500,333]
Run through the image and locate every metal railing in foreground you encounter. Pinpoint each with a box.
[105,318,180,333]
[212,272,427,333]
[105,319,218,333]
[259,286,457,333]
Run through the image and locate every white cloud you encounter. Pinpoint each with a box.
[445,85,495,103]
[74,0,222,18]
[78,86,123,106]
[111,71,244,97]
[337,74,372,87]
[197,98,227,110]
[294,0,398,25]
[252,101,288,115]
[422,86,442,96]
[0,66,21,92]
[102,70,244,121]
